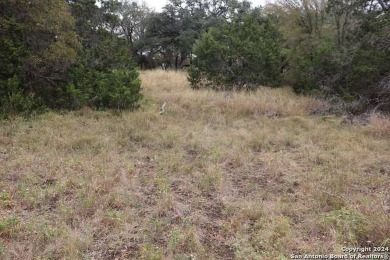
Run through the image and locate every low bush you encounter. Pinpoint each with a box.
[0,76,44,118]
[67,65,142,110]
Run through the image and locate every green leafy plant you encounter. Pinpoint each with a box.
[189,9,282,90]
[68,65,142,110]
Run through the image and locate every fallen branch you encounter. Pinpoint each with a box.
[159,101,167,115]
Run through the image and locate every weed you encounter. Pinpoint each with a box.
[140,244,164,260]
[322,208,369,244]
[0,239,4,255]
[0,216,20,238]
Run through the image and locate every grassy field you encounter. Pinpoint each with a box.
[0,70,389,259]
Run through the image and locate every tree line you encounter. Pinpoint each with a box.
[1,0,389,117]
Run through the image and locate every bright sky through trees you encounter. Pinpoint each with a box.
[143,0,267,12]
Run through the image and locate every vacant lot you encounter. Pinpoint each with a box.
[0,70,389,259]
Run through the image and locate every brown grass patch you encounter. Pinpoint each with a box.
[0,70,389,259]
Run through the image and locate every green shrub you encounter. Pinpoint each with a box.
[66,33,143,111]
[68,65,142,110]
[0,76,44,117]
[285,39,338,94]
[0,1,143,117]
[0,0,78,117]
[189,9,282,90]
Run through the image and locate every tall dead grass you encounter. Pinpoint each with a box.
[0,69,389,259]
[141,69,324,118]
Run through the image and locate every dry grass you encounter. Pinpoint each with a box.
[0,69,389,259]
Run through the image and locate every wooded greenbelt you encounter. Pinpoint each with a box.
[1,0,389,116]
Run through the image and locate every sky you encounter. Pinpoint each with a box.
[143,0,268,12]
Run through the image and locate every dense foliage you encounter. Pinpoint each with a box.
[1,0,389,115]
[189,9,282,90]
[67,0,142,110]
[0,0,79,115]
[68,66,141,109]
[133,0,253,69]
[269,0,390,112]
[0,0,142,117]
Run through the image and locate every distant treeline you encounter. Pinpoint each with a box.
[0,0,389,116]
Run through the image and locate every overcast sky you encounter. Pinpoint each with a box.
[143,0,268,12]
